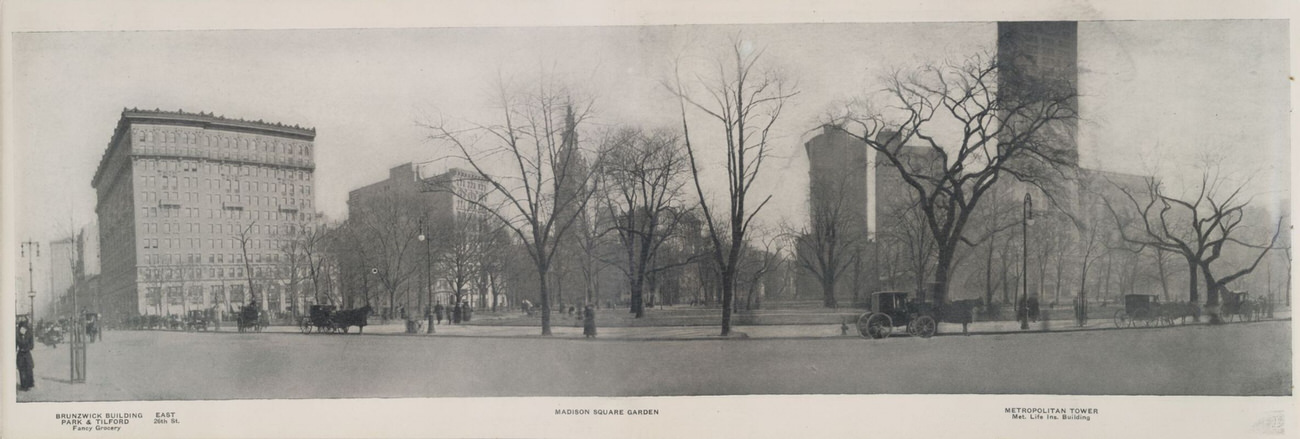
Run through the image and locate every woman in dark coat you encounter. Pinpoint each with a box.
[16,321,35,391]
[582,305,597,338]
[434,304,445,325]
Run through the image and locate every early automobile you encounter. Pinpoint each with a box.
[856,291,938,339]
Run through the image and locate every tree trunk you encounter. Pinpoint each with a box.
[933,247,954,305]
[1078,260,1090,306]
[630,274,645,318]
[1054,259,1063,305]
[1101,254,1113,303]
[537,264,552,336]
[1287,250,1292,307]
[822,273,838,308]
[984,242,996,307]
[720,270,734,336]
[1156,249,1170,302]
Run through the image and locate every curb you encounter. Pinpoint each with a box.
[108,317,1289,342]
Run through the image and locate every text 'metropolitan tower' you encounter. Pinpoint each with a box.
[92,109,317,321]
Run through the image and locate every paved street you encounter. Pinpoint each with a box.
[16,319,1289,402]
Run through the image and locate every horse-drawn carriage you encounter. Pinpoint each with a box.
[1221,290,1262,322]
[855,291,978,339]
[184,310,210,331]
[298,304,372,334]
[1114,294,1199,327]
[235,303,265,332]
[83,312,102,341]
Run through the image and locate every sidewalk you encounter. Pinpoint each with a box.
[194,310,1290,340]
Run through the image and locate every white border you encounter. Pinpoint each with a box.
[2,1,1296,438]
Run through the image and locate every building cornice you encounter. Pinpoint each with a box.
[93,108,316,188]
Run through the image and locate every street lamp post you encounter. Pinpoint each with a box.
[418,220,434,334]
[21,241,39,320]
[1021,193,1033,330]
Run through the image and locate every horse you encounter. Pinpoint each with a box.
[938,299,982,335]
[330,305,373,334]
[236,305,262,332]
[1158,301,1200,325]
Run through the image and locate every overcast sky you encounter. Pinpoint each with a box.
[10,20,1289,242]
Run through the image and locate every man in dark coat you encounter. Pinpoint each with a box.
[583,305,597,338]
[452,303,462,324]
[16,321,35,391]
[434,303,445,325]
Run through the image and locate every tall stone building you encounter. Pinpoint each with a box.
[92,109,317,321]
[345,162,491,311]
[798,126,945,303]
[996,21,1081,211]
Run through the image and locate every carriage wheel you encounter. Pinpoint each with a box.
[855,313,873,338]
[866,314,892,339]
[1113,310,1128,328]
[913,316,937,339]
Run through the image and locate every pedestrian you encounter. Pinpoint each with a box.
[16,321,35,391]
[583,305,597,338]
[452,303,462,324]
[434,303,445,325]
[463,304,473,322]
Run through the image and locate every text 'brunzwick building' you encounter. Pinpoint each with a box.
[92,109,318,322]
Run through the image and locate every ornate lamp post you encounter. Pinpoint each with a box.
[1020,193,1034,330]
[418,219,435,334]
[21,241,39,320]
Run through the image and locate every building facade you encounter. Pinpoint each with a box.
[92,108,317,321]
[345,163,492,312]
[798,126,945,303]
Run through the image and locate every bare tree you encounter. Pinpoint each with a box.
[234,221,259,308]
[829,52,1077,305]
[738,232,783,311]
[299,219,335,306]
[277,221,311,318]
[597,127,694,317]
[792,167,865,309]
[425,72,600,336]
[1105,171,1283,322]
[434,216,486,308]
[665,40,798,336]
[350,190,425,320]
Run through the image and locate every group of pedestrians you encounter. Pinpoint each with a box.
[431,302,473,325]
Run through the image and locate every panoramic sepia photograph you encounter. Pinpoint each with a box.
[8,20,1290,403]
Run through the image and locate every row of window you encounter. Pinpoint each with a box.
[145,285,248,307]
[144,286,299,307]
[136,128,312,157]
[137,158,313,181]
[139,174,311,197]
[139,264,302,282]
[141,205,312,221]
[139,192,310,211]
[143,251,286,266]
[142,222,305,237]
[141,236,290,251]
